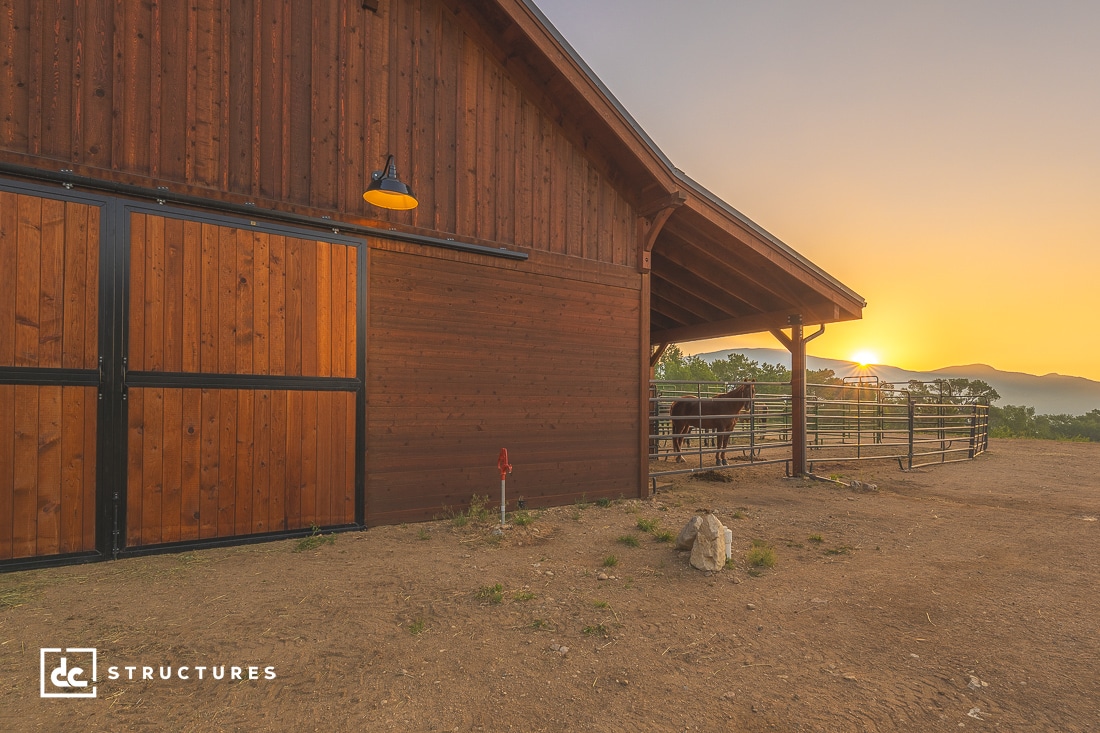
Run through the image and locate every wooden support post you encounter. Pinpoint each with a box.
[639,273,653,497]
[771,317,824,477]
[637,194,683,498]
[791,320,806,474]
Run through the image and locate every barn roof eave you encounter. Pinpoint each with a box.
[673,169,866,310]
[515,0,679,184]
[515,1,864,308]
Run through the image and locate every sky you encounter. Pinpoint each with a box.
[534,0,1100,380]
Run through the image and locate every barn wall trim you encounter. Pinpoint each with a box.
[0,163,529,263]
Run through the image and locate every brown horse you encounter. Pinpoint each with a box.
[670,382,755,465]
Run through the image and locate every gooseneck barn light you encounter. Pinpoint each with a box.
[362,154,418,210]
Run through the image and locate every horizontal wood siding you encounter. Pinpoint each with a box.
[0,0,637,267]
[128,213,356,378]
[125,388,355,547]
[0,191,99,370]
[366,243,641,524]
[0,385,97,560]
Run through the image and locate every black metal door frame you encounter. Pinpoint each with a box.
[108,200,367,557]
[1,176,368,569]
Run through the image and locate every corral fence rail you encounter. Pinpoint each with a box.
[649,378,990,480]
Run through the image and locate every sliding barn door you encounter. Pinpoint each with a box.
[0,188,100,562]
[122,212,360,548]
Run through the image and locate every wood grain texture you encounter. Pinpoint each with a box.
[0,190,100,561]
[120,211,360,547]
[1,192,99,370]
[129,215,356,378]
[366,243,641,524]
[125,388,355,547]
[0,385,96,560]
[0,0,637,266]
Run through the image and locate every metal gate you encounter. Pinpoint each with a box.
[649,379,991,479]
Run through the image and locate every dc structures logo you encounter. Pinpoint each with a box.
[40,648,97,698]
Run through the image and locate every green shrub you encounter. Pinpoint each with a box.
[746,540,776,568]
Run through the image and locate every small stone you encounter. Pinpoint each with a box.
[558,646,569,655]
[597,572,608,581]
[676,516,704,550]
[967,675,988,690]
[544,571,554,577]
[690,514,727,572]
[746,603,756,611]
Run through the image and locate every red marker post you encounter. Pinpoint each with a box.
[497,448,513,526]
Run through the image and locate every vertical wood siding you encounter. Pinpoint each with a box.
[366,243,641,524]
[0,385,98,560]
[0,0,637,267]
[1,190,99,560]
[125,388,355,546]
[127,214,356,378]
[124,214,358,546]
[0,191,100,370]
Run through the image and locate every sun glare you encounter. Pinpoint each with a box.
[852,350,879,367]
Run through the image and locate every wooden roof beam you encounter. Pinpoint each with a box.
[650,276,739,323]
[650,261,759,321]
[650,309,683,334]
[651,302,847,344]
[652,243,786,315]
[677,197,866,314]
[660,220,812,307]
[649,288,719,326]
[637,189,686,272]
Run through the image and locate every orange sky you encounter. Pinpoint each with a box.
[536,1,1100,380]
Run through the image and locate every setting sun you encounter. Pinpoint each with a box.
[852,350,879,367]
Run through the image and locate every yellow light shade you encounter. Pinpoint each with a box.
[363,155,418,210]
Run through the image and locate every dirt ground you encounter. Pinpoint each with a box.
[2,438,1099,732]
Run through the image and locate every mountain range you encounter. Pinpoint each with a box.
[695,348,1100,416]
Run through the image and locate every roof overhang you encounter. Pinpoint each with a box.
[649,173,865,344]
[492,0,866,341]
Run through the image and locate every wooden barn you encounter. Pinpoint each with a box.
[0,0,864,567]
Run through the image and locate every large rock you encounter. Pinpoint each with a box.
[675,516,704,550]
[690,514,728,572]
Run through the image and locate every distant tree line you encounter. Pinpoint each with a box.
[655,346,1096,442]
[989,405,1100,442]
[654,346,999,401]
[653,345,839,393]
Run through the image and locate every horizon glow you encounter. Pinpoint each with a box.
[851,350,879,368]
